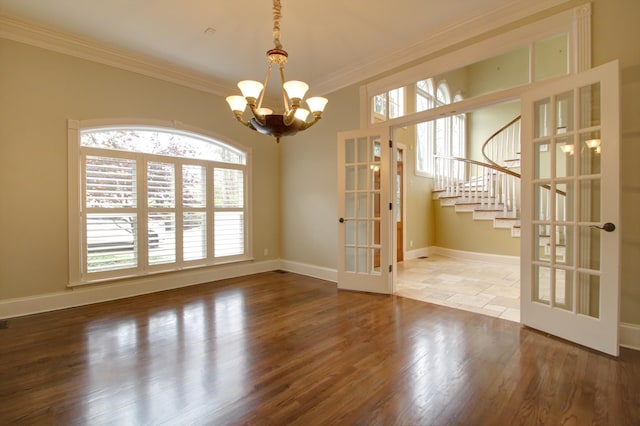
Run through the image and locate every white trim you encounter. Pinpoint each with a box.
[68,118,253,285]
[77,118,249,156]
[279,260,337,283]
[0,15,229,96]
[0,260,279,320]
[362,5,584,127]
[313,0,572,95]
[404,247,433,261]
[574,3,592,72]
[398,143,408,264]
[1,2,570,99]
[620,323,640,352]
[431,246,521,266]
[67,120,82,285]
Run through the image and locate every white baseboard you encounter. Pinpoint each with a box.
[430,246,520,265]
[0,260,280,319]
[404,247,433,260]
[620,322,640,351]
[279,259,337,283]
[4,256,638,353]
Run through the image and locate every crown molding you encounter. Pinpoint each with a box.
[1,0,570,98]
[312,0,571,95]
[0,14,230,96]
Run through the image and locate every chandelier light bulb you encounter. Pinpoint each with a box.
[283,80,309,101]
[226,95,248,112]
[306,97,328,113]
[238,80,264,100]
[560,144,574,155]
[585,138,601,149]
[294,108,310,122]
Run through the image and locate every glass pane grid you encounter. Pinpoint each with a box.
[183,212,206,261]
[214,169,244,208]
[214,211,244,257]
[81,129,246,164]
[86,214,137,272]
[85,156,136,208]
[148,162,175,208]
[183,165,206,208]
[343,135,382,276]
[148,213,176,265]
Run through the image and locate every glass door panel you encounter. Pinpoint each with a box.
[338,127,392,294]
[521,61,620,356]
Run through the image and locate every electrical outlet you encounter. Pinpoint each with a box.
[263,248,269,256]
[410,240,413,248]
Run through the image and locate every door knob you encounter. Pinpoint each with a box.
[338,217,345,223]
[591,222,615,232]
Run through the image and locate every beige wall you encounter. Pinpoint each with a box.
[0,39,280,300]
[434,207,521,255]
[279,85,360,268]
[467,102,521,162]
[396,126,435,252]
[591,0,640,324]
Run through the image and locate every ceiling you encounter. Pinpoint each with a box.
[0,0,565,99]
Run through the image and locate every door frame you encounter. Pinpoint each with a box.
[337,125,395,294]
[520,60,620,356]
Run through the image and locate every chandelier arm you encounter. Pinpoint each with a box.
[247,103,267,126]
[257,63,274,110]
[279,63,291,113]
[283,107,299,126]
[299,115,322,131]
[231,112,257,130]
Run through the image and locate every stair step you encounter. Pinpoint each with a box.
[455,202,481,212]
[494,216,520,229]
[472,208,504,221]
[439,197,458,206]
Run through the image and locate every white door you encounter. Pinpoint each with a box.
[337,126,393,294]
[520,61,620,356]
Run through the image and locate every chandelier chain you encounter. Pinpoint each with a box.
[272,0,283,49]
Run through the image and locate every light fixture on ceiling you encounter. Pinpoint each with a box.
[225,0,328,143]
[585,138,601,154]
[560,144,575,155]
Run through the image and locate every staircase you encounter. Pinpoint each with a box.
[432,116,522,238]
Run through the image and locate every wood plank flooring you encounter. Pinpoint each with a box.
[1,271,639,425]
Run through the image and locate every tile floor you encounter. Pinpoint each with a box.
[395,254,521,322]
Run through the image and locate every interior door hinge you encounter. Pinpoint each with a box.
[389,265,392,273]
[389,140,393,148]
[389,203,392,210]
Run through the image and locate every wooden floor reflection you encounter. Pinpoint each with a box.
[1,271,639,425]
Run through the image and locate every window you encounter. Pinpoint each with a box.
[69,124,250,285]
[372,87,405,123]
[415,80,466,176]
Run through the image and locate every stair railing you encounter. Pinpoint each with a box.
[482,115,521,169]
[434,156,519,216]
[434,114,566,223]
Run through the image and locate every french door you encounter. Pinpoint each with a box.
[520,61,620,356]
[337,126,393,294]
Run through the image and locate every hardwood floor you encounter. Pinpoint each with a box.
[1,271,639,425]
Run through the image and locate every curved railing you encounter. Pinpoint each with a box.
[434,156,519,216]
[481,115,521,170]
[435,114,565,222]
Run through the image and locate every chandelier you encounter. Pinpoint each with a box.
[225,0,328,143]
